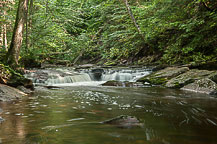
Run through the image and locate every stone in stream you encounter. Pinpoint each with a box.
[102,115,143,128]
[181,78,217,95]
[91,68,104,80]
[102,80,144,87]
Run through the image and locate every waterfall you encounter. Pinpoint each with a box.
[102,73,133,81]
[45,74,91,85]
[25,69,92,86]
[89,68,151,82]
[25,67,151,86]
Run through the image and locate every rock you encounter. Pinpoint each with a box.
[17,86,33,94]
[154,67,190,78]
[43,85,62,89]
[181,78,217,95]
[102,115,143,128]
[41,63,57,68]
[152,64,169,71]
[102,80,144,87]
[91,68,104,80]
[0,84,27,101]
[77,64,95,69]
[208,71,217,83]
[137,67,189,85]
[0,64,33,89]
[165,69,214,88]
[0,116,4,123]
[7,75,34,90]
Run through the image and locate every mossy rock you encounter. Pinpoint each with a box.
[7,75,33,90]
[137,67,189,85]
[166,69,215,88]
[137,77,168,85]
[0,64,33,90]
[181,78,217,95]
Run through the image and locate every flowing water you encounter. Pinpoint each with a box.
[0,68,217,144]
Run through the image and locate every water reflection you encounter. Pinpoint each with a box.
[0,102,27,144]
[0,86,217,144]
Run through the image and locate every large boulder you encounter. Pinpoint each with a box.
[0,64,34,90]
[91,68,104,80]
[165,69,214,88]
[0,84,27,101]
[137,67,189,85]
[7,75,34,90]
[181,78,217,95]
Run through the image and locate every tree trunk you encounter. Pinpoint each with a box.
[25,0,30,51]
[29,0,33,28]
[1,4,8,51]
[124,0,142,36]
[0,26,3,48]
[6,0,28,67]
[3,23,8,51]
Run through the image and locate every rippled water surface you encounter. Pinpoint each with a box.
[1,86,217,144]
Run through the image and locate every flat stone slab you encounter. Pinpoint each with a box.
[137,67,189,85]
[181,78,217,95]
[154,67,189,78]
[0,84,27,101]
[166,69,214,88]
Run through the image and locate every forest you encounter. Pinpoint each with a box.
[1,1,217,144]
[0,0,217,69]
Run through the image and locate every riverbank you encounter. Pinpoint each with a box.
[1,62,217,102]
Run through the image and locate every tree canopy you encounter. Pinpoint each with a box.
[0,0,217,67]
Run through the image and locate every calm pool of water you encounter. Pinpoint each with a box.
[0,86,217,144]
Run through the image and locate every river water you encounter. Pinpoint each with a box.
[0,68,217,144]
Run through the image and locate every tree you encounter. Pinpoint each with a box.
[6,0,28,68]
[0,0,10,51]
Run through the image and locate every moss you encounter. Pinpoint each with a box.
[149,77,168,85]
[138,76,168,85]
[0,63,33,89]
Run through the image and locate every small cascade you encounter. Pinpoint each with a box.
[45,74,91,85]
[25,67,152,86]
[83,68,151,82]
[25,69,92,86]
[102,73,133,81]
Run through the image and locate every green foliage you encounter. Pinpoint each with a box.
[1,0,217,66]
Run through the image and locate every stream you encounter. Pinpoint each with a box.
[0,67,217,144]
